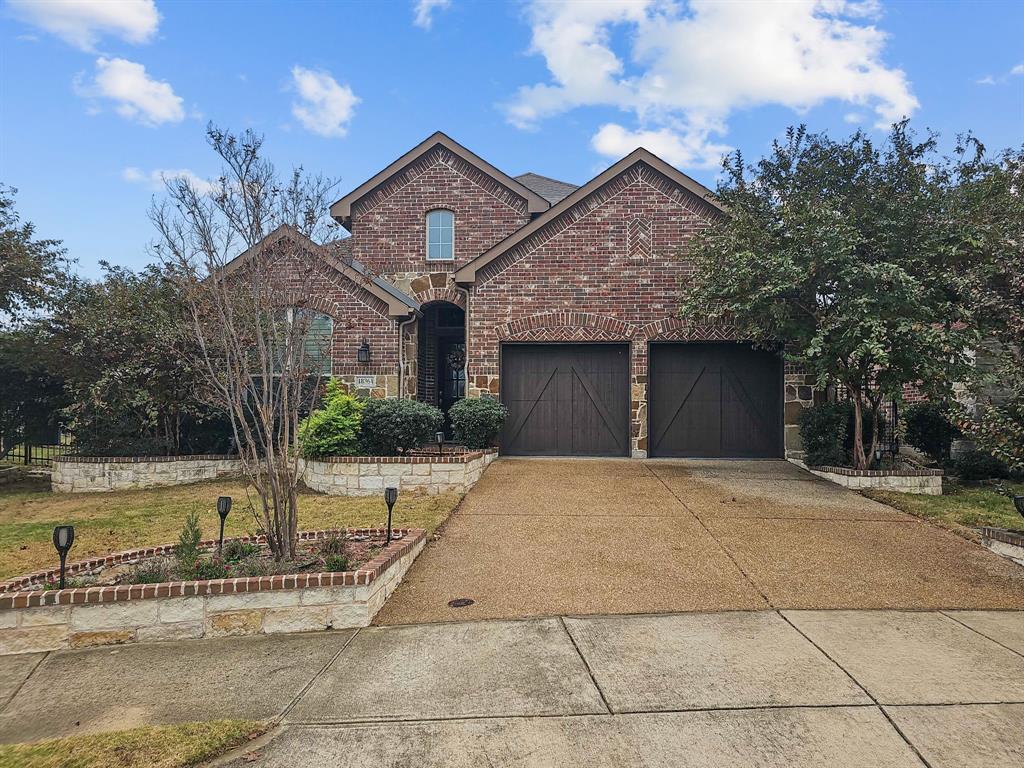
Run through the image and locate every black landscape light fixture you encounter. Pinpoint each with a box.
[357,338,371,364]
[1014,495,1024,520]
[52,525,75,590]
[435,430,445,456]
[384,487,398,545]
[217,496,232,554]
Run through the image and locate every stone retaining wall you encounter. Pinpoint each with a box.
[0,528,425,656]
[52,450,498,495]
[302,450,497,496]
[51,455,241,493]
[795,461,944,495]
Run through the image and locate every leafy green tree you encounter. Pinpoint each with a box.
[0,326,67,459]
[50,263,224,455]
[681,123,990,469]
[0,185,68,321]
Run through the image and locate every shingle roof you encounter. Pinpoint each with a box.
[327,237,420,311]
[514,172,579,205]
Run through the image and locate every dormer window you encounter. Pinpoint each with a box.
[426,209,454,261]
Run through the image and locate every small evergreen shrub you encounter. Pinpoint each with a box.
[359,398,443,455]
[951,449,1009,486]
[174,511,203,564]
[799,402,852,467]
[449,397,507,449]
[904,402,960,462]
[318,535,347,557]
[222,539,258,562]
[298,379,364,458]
[322,553,352,572]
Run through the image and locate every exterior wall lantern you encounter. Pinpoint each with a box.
[52,525,75,589]
[217,496,232,554]
[357,339,371,364]
[384,487,398,545]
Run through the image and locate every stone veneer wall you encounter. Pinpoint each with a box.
[796,462,944,495]
[53,451,498,494]
[51,455,241,493]
[0,529,425,656]
[303,450,496,496]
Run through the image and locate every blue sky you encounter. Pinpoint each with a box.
[1,0,1021,278]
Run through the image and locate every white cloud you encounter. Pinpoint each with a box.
[290,66,359,138]
[1011,63,1024,76]
[591,124,730,169]
[8,0,159,52]
[76,57,184,125]
[507,0,918,168]
[976,75,997,86]
[413,0,451,29]
[122,166,216,195]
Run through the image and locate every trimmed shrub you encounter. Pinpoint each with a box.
[449,397,507,449]
[798,402,852,467]
[359,398,444,456]
[298,379,364,458]
[951,449,1009,486]
[904,402,959,462]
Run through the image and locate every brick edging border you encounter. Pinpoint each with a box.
[809,465,944,477]
[979,527,1024,548]
[53,450,497,466]
[0,528,426,610]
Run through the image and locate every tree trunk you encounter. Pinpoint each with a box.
[851,393,869,470]
[869,405,881,467]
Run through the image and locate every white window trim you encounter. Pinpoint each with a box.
[425,209,455,262]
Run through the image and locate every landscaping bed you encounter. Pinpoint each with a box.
[0,527,427,655]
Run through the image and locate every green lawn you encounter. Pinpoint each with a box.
[0,477,460,581]
[0,720,265,768]
[866,482,1024,534]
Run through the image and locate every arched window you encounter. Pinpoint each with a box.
[275,308,333,376]
[426,209,454,261]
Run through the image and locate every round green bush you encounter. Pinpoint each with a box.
[904,401,959,462]
[951,449,1009,485]
[449,397,507,449]
[298,379,364,458]
[359,398,444,456]
[798,402,852,467]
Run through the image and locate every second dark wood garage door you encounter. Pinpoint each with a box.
[500,344,630,456]
[648,343,782,458]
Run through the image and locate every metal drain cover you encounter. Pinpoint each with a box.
[447,598,475,608]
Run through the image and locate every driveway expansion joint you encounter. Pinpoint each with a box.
[938,610,1024,660]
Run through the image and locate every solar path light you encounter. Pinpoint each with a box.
[52,525,75,589]
[436,430,445,456]
[217,496,232,554]
[384,487,398,545]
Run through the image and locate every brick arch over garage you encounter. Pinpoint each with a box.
[495,311,636,342]
[640,316,737,342]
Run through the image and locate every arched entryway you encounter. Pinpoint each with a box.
[416,301,466,433]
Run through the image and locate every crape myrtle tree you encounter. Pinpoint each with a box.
[957,144,1024,470]
[151,126,341,561]
[680,123,988,470]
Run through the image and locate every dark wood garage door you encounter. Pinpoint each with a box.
[648,343,782,458]
[500,344,630,456]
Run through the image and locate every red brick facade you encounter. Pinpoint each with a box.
[350,145,530,276]
[241,133,803,457]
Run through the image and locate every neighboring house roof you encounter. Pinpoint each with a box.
[329,131,551,230]
[222,224,418,318]
[514,172,578,205]
[454,148,725,284]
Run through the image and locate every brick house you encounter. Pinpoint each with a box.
[237,132,810,458]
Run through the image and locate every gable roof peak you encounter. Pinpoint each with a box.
[453,146,724,284]
[329,131,550,230]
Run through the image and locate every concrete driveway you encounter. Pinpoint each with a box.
[375,458,1024,625]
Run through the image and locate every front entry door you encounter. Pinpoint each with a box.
[438,338,466,434]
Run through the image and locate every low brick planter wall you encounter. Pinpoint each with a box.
[302,450,497,496]
[52,455,241,493]
[0,528,425,656]
[800,463,944,495]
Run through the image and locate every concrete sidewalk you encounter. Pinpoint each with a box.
[374,458,1024,625]
[0,609,1021,766]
